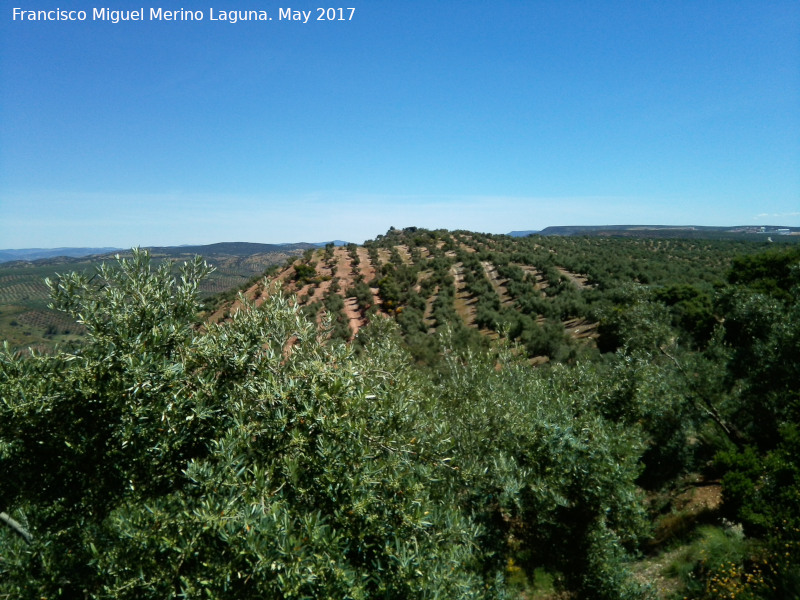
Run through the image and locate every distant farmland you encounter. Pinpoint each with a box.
[0,245,306,351]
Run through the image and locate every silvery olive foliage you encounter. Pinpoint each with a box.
[0,250,652,599]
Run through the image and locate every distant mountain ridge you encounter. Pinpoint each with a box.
[5,225,798,264]
[0,241,349,264]
[311,240,350,247]
[142,242,317,258]
[517,225,800,238]
[0,247,122,263]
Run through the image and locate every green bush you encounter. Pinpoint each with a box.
[0,251,488,598]
[0,249,660,599]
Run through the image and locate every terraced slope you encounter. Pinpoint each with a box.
[7,228,783,361]
[207,227,786,364]
[208,231,603,362]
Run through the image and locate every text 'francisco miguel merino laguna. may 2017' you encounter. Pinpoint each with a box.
[11,7,356,23]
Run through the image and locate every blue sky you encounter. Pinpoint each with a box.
[1,1,798,248]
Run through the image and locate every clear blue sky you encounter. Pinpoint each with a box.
[1,1,798,248]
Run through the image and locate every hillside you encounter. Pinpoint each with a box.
[206,227,787,365]
[3,228,795,359]
[3,234,798,599]
[0,243,310,350]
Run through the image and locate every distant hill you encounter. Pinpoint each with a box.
[509,225,800,239]
[535,225,800,239]
[311,240,350,247]
[142,241,317,258]
[0,241,336,264]
[4,226,797,354]
[0,240,314,349]
[0,247,121,263]
[7,227,797,264]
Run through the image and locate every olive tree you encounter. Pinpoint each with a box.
[0,250,489,599]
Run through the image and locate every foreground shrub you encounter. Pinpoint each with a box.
[1,250,654,599]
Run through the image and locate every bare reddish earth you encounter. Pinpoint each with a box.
[513,264,548,292]
[342,297,365,338]
[413,269,432,294]
[332,247,366,337]
[377,248,391,265]
[458,242,477,253]
[563,317,598,340]
[355,247,376,281]
[556,267,592,289]
[395,245,412,264]
[423,284,439,332]
[481,261,513,306]
[354,247,382,308]
[450,262,477,327]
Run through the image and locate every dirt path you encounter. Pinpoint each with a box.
[450,262,476,326]
[355,247,376,281]
[333,247,354,282]
[562,317,598,340]
[377,248,391,265]
[631,547,684,599]
[481,261,513,306]
[355,247,382,308]
[330,247,369,337]
[513,264,548,292]
[555,267,591,289]
[316,254,336,279]
[395,245,412,264]
[423,284,439,331]
[343,297,365,339]
[458,242,477,253]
